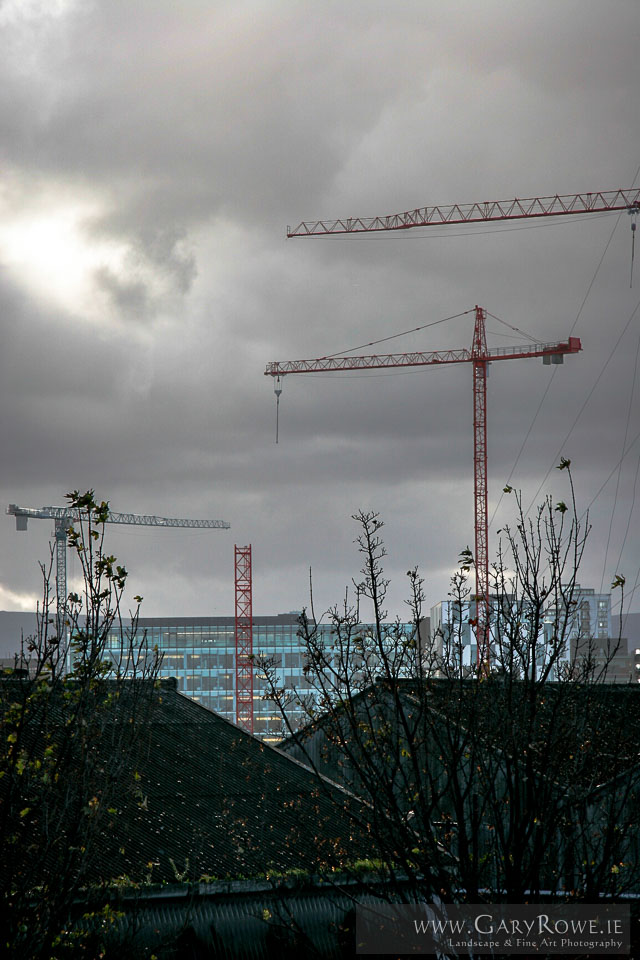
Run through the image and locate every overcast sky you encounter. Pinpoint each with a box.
[1,0,639,630]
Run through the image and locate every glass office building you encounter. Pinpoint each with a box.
[107,612,419,742]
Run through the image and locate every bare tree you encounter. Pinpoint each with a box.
[264,465,640,911]
[0,491,162,960]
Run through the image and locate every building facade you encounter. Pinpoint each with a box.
[569,586,612,657]
[430,585,617,679]
[107,613,420,742]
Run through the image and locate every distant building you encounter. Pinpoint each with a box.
[429,585,626,680]
[569,585,612,659]
[106,613,420,741]
[429,598,474,670]
[0,611,38,658]
[615,611,640,652]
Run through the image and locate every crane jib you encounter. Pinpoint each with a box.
[265,337,581,377]
[6,504,230,529]
[287,189,640,237]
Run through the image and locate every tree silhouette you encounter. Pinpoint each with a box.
[0,491,162,959]
[265,467,640,910]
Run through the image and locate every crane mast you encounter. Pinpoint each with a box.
[266,309,581,669]
[472,308,489,664]
[234,545,253,733]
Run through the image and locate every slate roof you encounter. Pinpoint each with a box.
[278,677,640,795]
[1,676,371,885]
[102,680,371,883]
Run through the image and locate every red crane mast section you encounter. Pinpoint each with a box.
[235,544,254,733]
[287,188,640,237]
[265,309,582,669]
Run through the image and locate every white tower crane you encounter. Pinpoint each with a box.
[7,502,230,627]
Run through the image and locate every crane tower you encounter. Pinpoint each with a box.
[7,502,230,632]
[278,186,629,665]
[234,545,253,733]
[266,309,581,668]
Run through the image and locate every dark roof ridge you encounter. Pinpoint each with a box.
[169,688,369,803]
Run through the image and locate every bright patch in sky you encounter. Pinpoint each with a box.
[0,0,78,26]
[0,203,127,318]
[0,584,40,613]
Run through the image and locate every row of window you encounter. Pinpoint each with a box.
[106,620,416,737]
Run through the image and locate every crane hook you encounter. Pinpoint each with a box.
[274,376,283,444]
[630,205,639,289]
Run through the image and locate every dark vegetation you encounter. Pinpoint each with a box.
[0,492,162,959]
[3,470,639,957]
[266,465,640,910]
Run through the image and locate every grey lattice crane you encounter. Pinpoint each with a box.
[7,503,230,626]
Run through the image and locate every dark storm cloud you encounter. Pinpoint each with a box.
[0,0,638,620]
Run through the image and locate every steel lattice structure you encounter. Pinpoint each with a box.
[265,308,581,669]
[287,188,640,237]
[7,503,230,631]
[280,186,615,665]
[234,544,254,733]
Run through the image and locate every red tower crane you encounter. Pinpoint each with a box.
[234,544,254,732]
[265,310,581,668]
[279,187,636,664]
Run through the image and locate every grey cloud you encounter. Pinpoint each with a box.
[93,266,153,321]
[0,0,638,622]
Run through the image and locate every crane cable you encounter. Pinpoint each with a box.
[320,308,473,360]
[631,209,638,288]
[599,313,640,593]
[488,163,640,528]
[522,164,640,512]
[274,376,282,443]
[523,297,640,518]
[612,445,640,614]
[485,311,543,344]
[271,309,473,441]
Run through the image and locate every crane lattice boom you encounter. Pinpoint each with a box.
[265,336,581,377]
[287,188,640,237]
[7,504,229,529]
[7,503,230,641]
